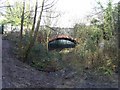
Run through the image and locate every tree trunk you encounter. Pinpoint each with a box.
[30,1,38,36]
[1,24,4,34]
[23,0,45,63]
[19,1,25,56]
[23,1,38,63]
[46,36,49,51]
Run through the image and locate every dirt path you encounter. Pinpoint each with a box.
[2,40,63,88]
[2,39,118,88]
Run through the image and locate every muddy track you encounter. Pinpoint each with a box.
[2,39,118,88]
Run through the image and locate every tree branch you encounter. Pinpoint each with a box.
[38,0,56,8]
[42,13,61,18]
[0,5,13,8]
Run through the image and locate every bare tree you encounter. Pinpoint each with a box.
[19,0,25,56]
[23,0,43,62]
[31,1,38,35]
[22,0,59,63]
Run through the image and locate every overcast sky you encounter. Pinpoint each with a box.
[55,0,96,27]
[0,0,120,27]
[55,0,119,27]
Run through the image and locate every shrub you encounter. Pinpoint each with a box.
[28,42,63,71]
